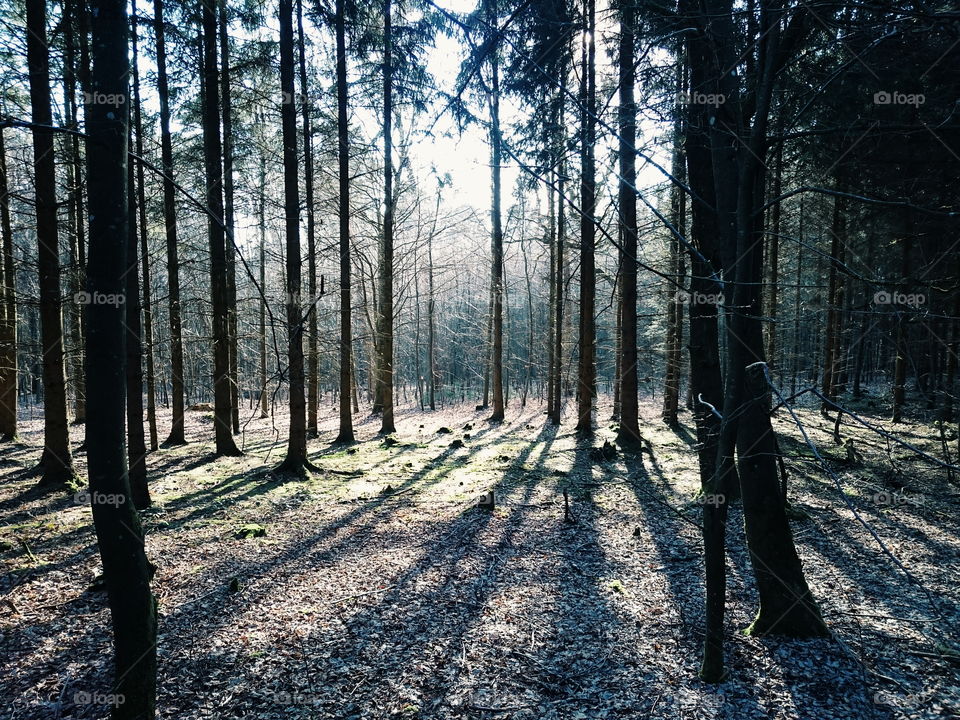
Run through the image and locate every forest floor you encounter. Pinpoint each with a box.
[1,393,959,719]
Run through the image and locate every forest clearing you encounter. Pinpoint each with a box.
[3,398,958,719]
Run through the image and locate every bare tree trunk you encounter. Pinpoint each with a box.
[85,0,157,714]
[26,0,75,488]
[218,0,240,435]
[378,0,396,433]
[258,155,269,419]
[126,151,150,509]
[131,0,158,450]
[487,0,505,422]
[200,0,241,456]
[576,0,596,436]
[0,129,17,440]
[428,199,437,410]
[276,0,314,473]
[335,0,355,443]
[662,55,686,426]
[550,87,565,426]
[64,0,86,425]
[154,0,187,445]
[297,0,319,438]
[616,0,639,446]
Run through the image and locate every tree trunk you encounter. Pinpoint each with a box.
[26,0,75,488]
[85,0,157,714]
[487,0,505,422]
[276,0,313,473]
[377,0,396,433]
[131,0,158,450]
[335,0,355,443]
[0,129,17,440]
[616,0,639,446]
[576,0,596,436]
[218,0,240,435]
[258,155,269,419]
[126,153,150,509]
[200,0,241,456]
[550,87,565,426]
[428,200,437,411]
[663,54,686,426]
[297,0,320,438]
[64,0,86,425]
[154,0,187,445]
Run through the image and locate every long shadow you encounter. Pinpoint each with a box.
[152,422,564,716]
[4,419,520,718]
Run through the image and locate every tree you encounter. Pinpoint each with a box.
[85,0,157,714]
[615,0,640,447]
[153,0,187,446]
[26,0,76,488]
[276,0,317,474]
[575,0,596,436]
[335,0,356,444]
[297,0,320,438]
[376,0,397,434]
[486,0,505,422]
[126,153,150,509]
[200,0,242,457]
[218,0,240,436]
[131,0,158,451]
[0,128,17,440]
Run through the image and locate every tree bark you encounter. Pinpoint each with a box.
[276,0,314,473]
[86,0,157,714]
[219,0,240,435]
[200,0,241,456]
[297,0,320,438]
[487,0,505,422]
[616,0,640,446]
[126,152,150,509]
[154,0,187,445]
[26,0,75,488]
[0,129,17,440]
[335,0,355,443]
[377,0,396,433]
[131,0,158,451]
[576,0,596,436]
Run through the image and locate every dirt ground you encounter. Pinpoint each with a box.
[1,394,958,719]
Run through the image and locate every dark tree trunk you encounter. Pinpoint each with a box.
[64,0,86,425]
[153,0,187,445]
[334,0,354,443]
[126,154,150,509]
[550,86,565,427]
[276,0,313,473]
[258,155,269,419]
[297,0,319,438]
[616,0,640,446]
[378,0,396,434]
[219,0,240,435]
[576,0,596,436]
[131,0,158,451]
[200,0,241,456]
[26,0,75,488]
[487,0,505,422]
[0,129,17,440]
[701,0,826,646]
[85,0,157,715]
